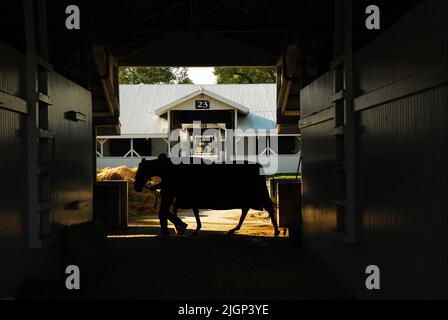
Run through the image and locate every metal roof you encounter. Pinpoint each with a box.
[115,84,277,138]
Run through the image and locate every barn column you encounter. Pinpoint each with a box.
[332,0,358,243]
[24,0,53,248]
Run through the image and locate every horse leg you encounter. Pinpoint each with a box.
[265,198,280,237]
[227,208,249,235]
[192,208,202,236]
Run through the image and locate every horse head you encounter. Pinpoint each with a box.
[134,154,169,192]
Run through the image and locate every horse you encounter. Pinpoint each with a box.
[134,154,280,237]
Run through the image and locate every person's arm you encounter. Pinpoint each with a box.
[147,183,161,191]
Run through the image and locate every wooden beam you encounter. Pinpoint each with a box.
[140,0,189,23]
[354,63,448,112]
[283,110,300,117]
[299,107,334,129]
[93,116,120,126]
[95,28,292,35]
[91,46,119,116]
[0,91,28,114]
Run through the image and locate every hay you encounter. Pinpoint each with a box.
[97,166,160,216]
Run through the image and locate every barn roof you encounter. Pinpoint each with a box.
[115,84,277,138]
[154,86,250,116]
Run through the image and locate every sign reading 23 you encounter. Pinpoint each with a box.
[195,100,210,109]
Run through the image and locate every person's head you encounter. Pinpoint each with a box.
[134,154,169,192]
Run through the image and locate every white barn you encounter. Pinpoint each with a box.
[97,84,301,175]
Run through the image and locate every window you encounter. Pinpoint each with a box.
[278,136,300,155]
[194,135,218,156]
[103,139,130,157]
[133,139,151,157]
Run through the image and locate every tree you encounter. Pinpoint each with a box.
[214,67,276,84]
[119,67,193,84]
[173,67,193,84]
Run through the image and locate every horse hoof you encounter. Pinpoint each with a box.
[191,231,200,237]
[274,229,281,237]
[175,223,188,235]
[227,230,236,235]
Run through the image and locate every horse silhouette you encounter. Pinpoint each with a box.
[134,154,280,237]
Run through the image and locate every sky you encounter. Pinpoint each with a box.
[187,67,217,84]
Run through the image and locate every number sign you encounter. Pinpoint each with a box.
[195,100,210,109]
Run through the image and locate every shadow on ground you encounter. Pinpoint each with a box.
[16,210,351,300]
[78,226,352,300]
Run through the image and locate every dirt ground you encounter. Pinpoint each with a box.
[129,209,285,237]
[75,210,352,300]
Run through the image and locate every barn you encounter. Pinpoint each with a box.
[0,0,447,300]
[96,84,301,174]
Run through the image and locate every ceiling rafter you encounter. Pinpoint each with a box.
[203,0,250,24]
[139,0,189,23]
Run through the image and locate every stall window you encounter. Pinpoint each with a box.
[278,136,299,155]
[133,139,152,156]
[104,139,130,157]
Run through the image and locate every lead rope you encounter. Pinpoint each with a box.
[129,177,160,210]
[141,184,160,210]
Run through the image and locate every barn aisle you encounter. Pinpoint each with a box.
[78,227,351,300]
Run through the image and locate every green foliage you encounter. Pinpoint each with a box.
[173,68,193,84]
[214,67,276,84]
[119,67,193,84]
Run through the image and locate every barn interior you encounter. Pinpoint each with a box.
[1,0,447,300]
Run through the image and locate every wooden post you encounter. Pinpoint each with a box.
[334,0,357,243]
[130,138,134,158]
[332,0,357,243]
[234,109,238,130]
[343,0,357,243]
[24,0,39,248]
[167,110,171,156]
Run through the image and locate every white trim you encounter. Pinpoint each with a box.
[234,109,238,130]
[130,138,134,158]
[97,134,169,139]
[154,88,250,116]
[182,123,226,129]
[167,110,171,155]
[96,155,301,175]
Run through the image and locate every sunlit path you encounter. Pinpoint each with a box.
[129,209,287,238]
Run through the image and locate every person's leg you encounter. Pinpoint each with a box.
[158,201,170,236]
[159,193,187,234]
[166,211,185,227]
[173,200,179,216]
